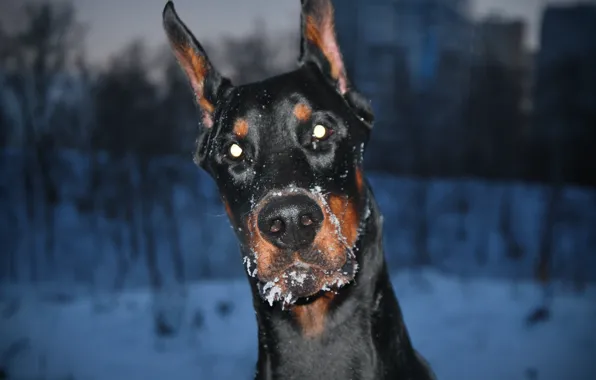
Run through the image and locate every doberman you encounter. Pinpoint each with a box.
[162,0,436,379]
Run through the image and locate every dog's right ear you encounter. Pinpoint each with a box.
[299,0,374,128]
[162,1,232,128]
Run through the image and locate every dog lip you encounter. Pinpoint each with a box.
[281,260,318,274]
[285,257,329,273]
[292,261,311,269]
[283,248,348,273]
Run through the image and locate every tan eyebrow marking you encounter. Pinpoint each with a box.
[293,103,312,122]
[233,118,249,138]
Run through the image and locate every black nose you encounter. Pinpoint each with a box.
[257,194,324,250]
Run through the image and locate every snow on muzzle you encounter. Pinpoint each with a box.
[243,186,361,306]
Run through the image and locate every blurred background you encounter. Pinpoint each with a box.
[0,0,595,379]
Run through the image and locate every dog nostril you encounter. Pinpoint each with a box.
[300,214,313,227]
[269,219,284,234]
[257,194,324,249]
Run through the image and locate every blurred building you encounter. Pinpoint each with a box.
[460,17,533,179]
[473,16,533,117]
[334,0,473,173]
[336,0,472,92]
[474,17,526,68]
[533,4,596,183]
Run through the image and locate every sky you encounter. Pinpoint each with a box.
[2,0,593,64]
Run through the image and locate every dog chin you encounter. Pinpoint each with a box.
[257,259,358,308]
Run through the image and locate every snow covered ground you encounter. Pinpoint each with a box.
[1,269,595,380]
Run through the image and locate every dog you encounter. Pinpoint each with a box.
[162,0,436,378]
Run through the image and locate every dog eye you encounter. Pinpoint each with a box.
[312,124,332,141]
[228,143,244,159]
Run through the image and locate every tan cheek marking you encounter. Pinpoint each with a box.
[247,212,278,280]
[291,291,335,338]
[233,118,249,138]
[222,198,233,220]
[293,103,312,122]
[328,194,360,248]
[355,167,364,193]
[313,197,347,267]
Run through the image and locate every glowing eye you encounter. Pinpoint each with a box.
[229,143,243,158]
[312,124,328,139]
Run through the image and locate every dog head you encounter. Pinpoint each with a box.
[163,0,374,306]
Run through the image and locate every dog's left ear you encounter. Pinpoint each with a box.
[299,0,374,127]
[162,1,232,129]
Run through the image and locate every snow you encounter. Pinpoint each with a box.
[261,278,282,307]
[1,269,595,380]
[286,269,308,285]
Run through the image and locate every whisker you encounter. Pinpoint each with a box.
[202,212,228,218]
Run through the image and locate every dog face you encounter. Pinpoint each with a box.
[163,0,375,306]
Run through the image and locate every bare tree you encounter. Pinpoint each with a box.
[1,1,91,282]
[527,57,583,325]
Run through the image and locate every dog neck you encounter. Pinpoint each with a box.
[245,188,423,380]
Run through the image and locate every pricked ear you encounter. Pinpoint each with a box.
[299,0,348,94]
[162,1,231,128]
[298,0,374,128]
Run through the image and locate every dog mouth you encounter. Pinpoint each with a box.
[256,256,358,307]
